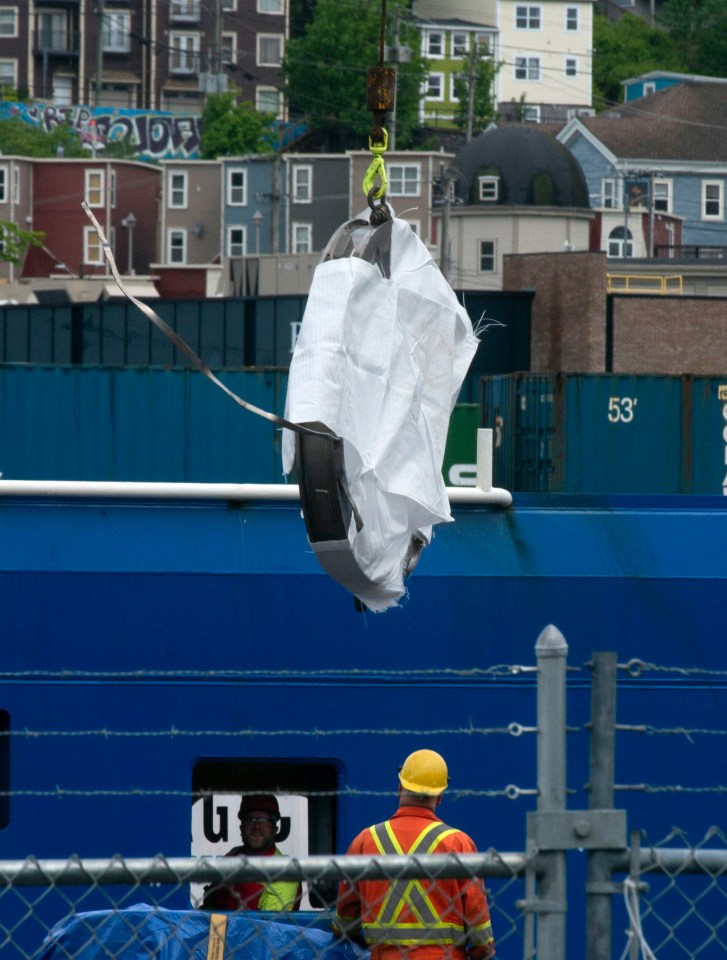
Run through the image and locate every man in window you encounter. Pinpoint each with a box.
[201,794,301,911]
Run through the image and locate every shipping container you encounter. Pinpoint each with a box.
[481,373,727,494]
[0,365,290,484]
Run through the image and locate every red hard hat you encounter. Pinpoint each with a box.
[239,794,280,819]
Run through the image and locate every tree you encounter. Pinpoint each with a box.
[0,116,86,158]
[452,48,500,137]
[200,92,277,159]
[0,221,45,265]
[592,12,685,109]
[662,0,727,76]
[281,0,428,150]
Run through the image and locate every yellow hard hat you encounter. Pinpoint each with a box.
[398,749,449,795]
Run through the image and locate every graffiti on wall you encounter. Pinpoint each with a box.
[1,103,202,160]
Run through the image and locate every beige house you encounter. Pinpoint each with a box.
[413,0,595,124]
[437,124,593,290]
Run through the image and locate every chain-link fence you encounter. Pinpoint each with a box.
[1,833,725,960]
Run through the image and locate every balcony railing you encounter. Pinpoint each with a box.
[655,245,727,260]
[607,273,684,295]
[170,0,201,19]
[34,29,80,55]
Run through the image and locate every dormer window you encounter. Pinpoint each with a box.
[479,176,499,201]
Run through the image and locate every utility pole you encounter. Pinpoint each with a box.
[466,43,478,142]
[439,162,451,281]
[95,0,106,106]
[213,0,223,93]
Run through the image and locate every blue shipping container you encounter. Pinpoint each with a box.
[481,373,727,494]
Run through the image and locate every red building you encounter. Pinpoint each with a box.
[23,159,161,279]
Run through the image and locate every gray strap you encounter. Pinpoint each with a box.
[82,202,335,441]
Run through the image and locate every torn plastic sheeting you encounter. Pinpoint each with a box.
[283,214,478,612]
[38,903,367,960]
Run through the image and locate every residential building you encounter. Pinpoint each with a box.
[0,158,35,284]
[413,0,594,125]
[5,1,288,113]
[558,82,727,256]
[21,159,161,280]
[413,17,497,128]
[622,71,727,103]
[437,124,593,290]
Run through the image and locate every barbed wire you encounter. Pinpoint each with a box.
[615,784,727,795]
[2,660,720,681]
[0,665,529,680]
[0,723,530,739]
[619,660,727,678]
[0,785,538,800]
[616,725,727,743]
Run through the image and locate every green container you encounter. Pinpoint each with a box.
[442,404,480,486]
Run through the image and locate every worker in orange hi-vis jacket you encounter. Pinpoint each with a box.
[333,749,495,960]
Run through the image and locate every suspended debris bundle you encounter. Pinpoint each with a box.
[282,210,478,612]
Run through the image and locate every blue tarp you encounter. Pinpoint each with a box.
[38,904,367,960]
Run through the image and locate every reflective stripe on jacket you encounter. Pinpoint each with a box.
[334,806,494,960]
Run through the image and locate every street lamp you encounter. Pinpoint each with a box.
[252,210,264,255]
[121,212,137,274]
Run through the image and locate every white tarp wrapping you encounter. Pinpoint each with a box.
[283,214,478,612]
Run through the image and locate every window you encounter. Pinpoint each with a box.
[653,179,672,213]
[0,8,17,37]
[258,0,283,11]
[515,5,541,29]
[170,33,199,73]
[228,226,246,256]
[292,222,312,253]
[702,180,723,220]
[170,0,200,19]
[292,165,312,203]
[227,168,247,205]
[607,226,633,258]
[426,31,443,57]
[643,81,656,95]
[426,74,443,99]
[37,12,67,50]
[257,34,283,66]
[169,171,188,208]
[515,57,540,81]
[85,170,105,207]
[565,6,579,30]
[168,229,187,263]
[102,11,131,53]
[222,0,236,8]
[256,87,281,114]
[602,178,619,209]
[523,104,541,122]
[221,33,237,66]
[388,164,419,196]
[478,176,499,201]
[0,166,6,203]
[84,225,104,264]
[0,59,16,88]
[565,58,577,77]
[452,32,468,56]
[479,240,496,272]
[190,758,338,905]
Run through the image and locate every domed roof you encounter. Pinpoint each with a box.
[451,124,590,208]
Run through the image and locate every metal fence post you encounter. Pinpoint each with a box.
[586,651,617,960]
[535,623,568,960]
